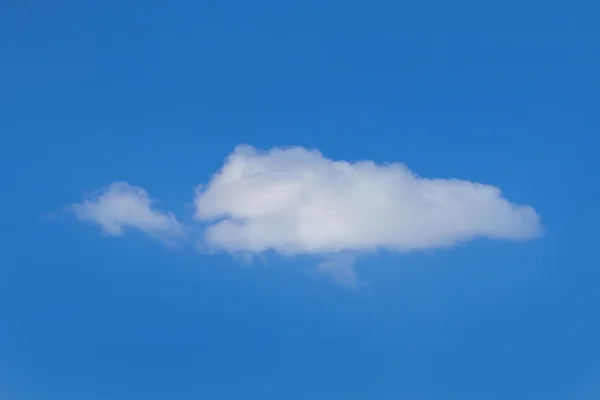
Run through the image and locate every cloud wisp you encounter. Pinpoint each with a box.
[70,182,183,241]
[68,145,542,284]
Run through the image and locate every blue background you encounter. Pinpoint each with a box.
[1,0,598,399]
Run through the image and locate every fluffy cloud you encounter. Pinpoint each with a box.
[68,145,542,285]
[70,182,183,240]
[194,145,542,254]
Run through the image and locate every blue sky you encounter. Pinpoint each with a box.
[1,0,599,399]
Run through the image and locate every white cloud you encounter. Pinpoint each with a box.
[70,182,183,240]
[69,145,542,285]
[194,145,542,255]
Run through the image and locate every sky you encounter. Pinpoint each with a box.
[1,0,599,399]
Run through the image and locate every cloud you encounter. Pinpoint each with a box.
[194,145,542,255]
[70,182,183,240]
[317,254,360,288]
[69,145,542,285]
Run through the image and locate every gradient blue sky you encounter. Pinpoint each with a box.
[1,0,599,399]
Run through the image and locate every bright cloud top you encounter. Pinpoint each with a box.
[194,145,542,254]
[71,182,183,239]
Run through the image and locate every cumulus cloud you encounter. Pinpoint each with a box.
[69,145,542,285]
[194,145,542,255]
[70,182,183,240]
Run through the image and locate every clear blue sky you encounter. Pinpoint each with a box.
[1,1,599,399]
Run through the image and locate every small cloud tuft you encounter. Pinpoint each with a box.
[70,182,183,241]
